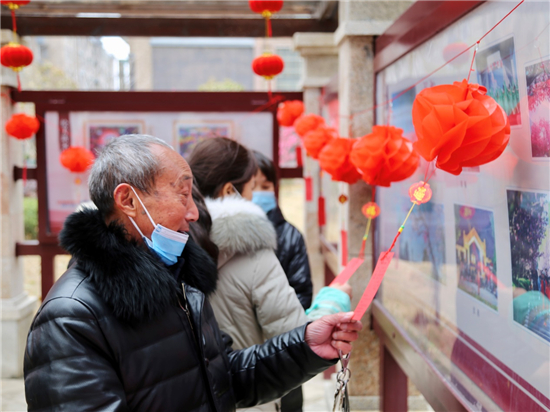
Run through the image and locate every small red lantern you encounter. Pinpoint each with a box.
[1,42,33,71]
[294,114,325,137]
[277,100,304,127]
[0,1,30,9]
[412,79,510,175]
[60,147,95,173]
[318,137,361,184]
[5,113,39,140]
[361,202,380,219]
[303,126,337,159]
[252,53,284,80]
[350,125,419,187]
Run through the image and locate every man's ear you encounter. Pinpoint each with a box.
[113,183,138,218]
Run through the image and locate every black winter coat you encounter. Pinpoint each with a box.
[24,209,334,411]
[267,207,313,309]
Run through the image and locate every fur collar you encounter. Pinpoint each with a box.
[205,196,277,264]
[59,209,217,324]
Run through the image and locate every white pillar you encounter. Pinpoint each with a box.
[0,29,38,378]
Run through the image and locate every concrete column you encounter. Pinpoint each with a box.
[293,33,338,296]
[336,0,412,399]
[0,30,38,378]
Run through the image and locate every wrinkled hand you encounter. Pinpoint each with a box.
[331,282,352,299]
[305,312,362,360]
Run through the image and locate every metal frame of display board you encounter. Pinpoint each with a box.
[11,89,302,300]
[371,1,484,411]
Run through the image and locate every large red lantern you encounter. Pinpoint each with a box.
[318,137,361,184]
[252,53,284,80]
[60,147,95,173]
[1,42,33,71]
[0,1,31,9]
[303,126,337,159]
[350,125,419,187]
[277,100,304,127]
[5,113,39,140]
[249,1,283,37]
[412,79,510,175]
[294,114,325,137]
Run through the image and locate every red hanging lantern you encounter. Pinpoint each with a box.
[350,125,419,187]
[303,126,337,159]
[318,137,361,184]
[0,1,30,9]
[277,100,304,127]
[361,202,380,219]
[249,0,283,37]
[294,114,325,137]
[412,79,510,175]
[1,42,33,70]
[252,53,284,80]
[5,113,39,140]
[60,147,95,173]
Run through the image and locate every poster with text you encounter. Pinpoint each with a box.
[526,57,550,158]
[507,189,550,342]
[455,205,498,310]
[475,36,521,126]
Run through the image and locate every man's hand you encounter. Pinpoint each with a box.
[304,312,362,359]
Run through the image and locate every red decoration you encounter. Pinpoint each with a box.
[303,126,337,159]
[361,202,380,219]
[277,100,304,126]
[318,137,361,184]
[338,194,348,204]
[412,79,510,175]
[294,114,325,137]
[5,113,39,140]
[249,0,283,37]
[318,196,326,227]
[408,182,432,205]
[350,125,420,187]
[305,176,313,201]
[60,147,95,173]
[1,42,33,71]
[1,0,30,8]
[459,205,476,220]
[252,53,284,80]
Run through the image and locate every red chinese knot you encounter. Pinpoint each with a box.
[408,182,432,205]
[5,113,39,140]
[362,202,380,219]
[412,79,510,175]
[350,125,419,187]
[277,100,304,127]
[318,137,361,184]
[60,147,95,173]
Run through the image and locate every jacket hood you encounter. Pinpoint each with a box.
[205,196,277,263]
[59,208,217,324]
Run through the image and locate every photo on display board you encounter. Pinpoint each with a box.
[525,56,550,158]
[87,123,143,156]
[507,189,550,342]
[454,205,498,310]
[475,36,521,126]
[398,198,447,284]
[175,121,233,159]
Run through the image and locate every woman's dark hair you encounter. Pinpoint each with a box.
[189,182,219,264]
[253,150,278,186]
[188,137,257,198]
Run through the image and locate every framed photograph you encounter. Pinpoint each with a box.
[475,36,521,126]
[86,121,145,156]
[174,121,234,159]
[507,189,550,342]
[398,198,447,284]
[525,56,550,158]
[454,204,498,310]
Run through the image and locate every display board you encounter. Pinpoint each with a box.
[44,110,272,233]
[375,1,549,411]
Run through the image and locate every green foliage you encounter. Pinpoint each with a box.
[197,77,245,91]
[24,197,38,240]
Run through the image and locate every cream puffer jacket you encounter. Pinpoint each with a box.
[205,196,309,351]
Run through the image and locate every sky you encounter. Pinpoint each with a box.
[101,37,130,60]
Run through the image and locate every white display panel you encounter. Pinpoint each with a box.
[375,1,550,410]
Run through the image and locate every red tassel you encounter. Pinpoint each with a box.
[318,196,326,227]
[341,229,348,266]
[305,177,312,201]
[22,164,27,186]
[296,146,303,168]
[11,9,17,33]
[17,72,21,92]
[265,16,272,37]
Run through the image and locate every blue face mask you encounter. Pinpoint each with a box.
[252,191,277,213]
[128,187,189,266]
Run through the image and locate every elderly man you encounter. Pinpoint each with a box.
[24,135,362,411]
